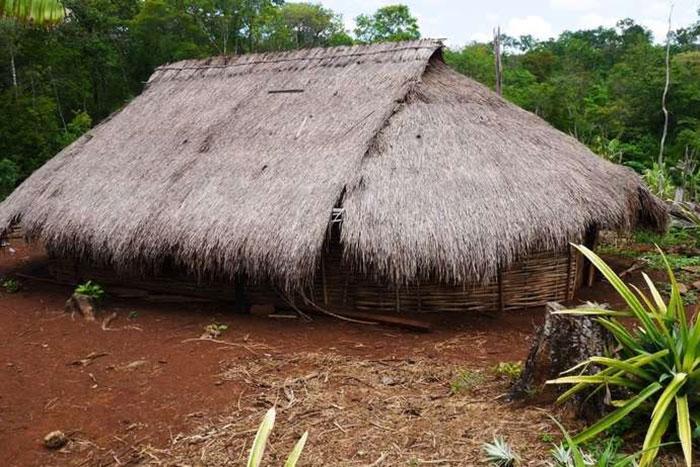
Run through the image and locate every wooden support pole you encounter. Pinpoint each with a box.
[497,267,505,313]
[321,256,328,305]
[417,281,422,313]
[342,273,349,305]
[566,246,574,302]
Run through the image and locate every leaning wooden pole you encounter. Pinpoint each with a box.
[658,5,673,174]
[493,26,503,96]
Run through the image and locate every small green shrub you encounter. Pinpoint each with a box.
[639,251,700,271]
[450,369,486,394]
[547,415,636,467]
[204,323,228,338]
[493,361,522,381]
[635,227,699,249]
[483,436,520,466]
[75,280,105,300]
[2,278,21,293]
[595,244,639,259]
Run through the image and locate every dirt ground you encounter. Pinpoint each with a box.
[0,240,669,466]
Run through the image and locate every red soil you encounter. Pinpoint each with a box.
[0,241,552,466]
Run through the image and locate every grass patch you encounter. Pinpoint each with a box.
[635,227,699,249]
[638,252,700,271]
[450,369,486,394]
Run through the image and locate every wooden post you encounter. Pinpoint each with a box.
[582,226,599,287]
[566,246,574,302]
[321,256,328,305]
[342,273,349,306]
[417,281,422,313]
[493,26,503,96]
[497,267,505,313]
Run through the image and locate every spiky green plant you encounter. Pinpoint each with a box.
[483,436,520,466]
[546,414,638,467]
[0,0,65,24]
[2,278,20,293]
[547,244,698,467]
[247,407,308,467]
[678,203,700,229]
[75,280,105,301]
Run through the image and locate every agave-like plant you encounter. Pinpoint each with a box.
[546,414,638,467]
[547,244,699,467]
[483,436,521,466]
[247,407,308,467]
[0,0,65,25]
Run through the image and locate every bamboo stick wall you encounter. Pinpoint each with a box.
[311,244,581,314]
[49,243,581,314]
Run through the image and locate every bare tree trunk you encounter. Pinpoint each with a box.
[48,67,67,132]
[493,26,502,96]
[658,5,673,179]
[10,48,17,98]
[510,302,614,417]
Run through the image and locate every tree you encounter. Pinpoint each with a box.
[276,2,350,49]
[354,4,419,44]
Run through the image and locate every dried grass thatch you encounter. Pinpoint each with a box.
[341,60,668,284]
[0,40,667,288]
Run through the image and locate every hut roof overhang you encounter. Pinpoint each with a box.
[0,40,668,288]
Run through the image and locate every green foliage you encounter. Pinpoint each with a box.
[74,280,105,301]
[483,436,520,467]
[56,111,92,147]
[354,4,419,44]
[444,44,496,88]
[638,251,700,271]
[545,414,639,467]
[0,158,19,200]
[450,368,486,394]
[247,407,307,467]
[547,245,700,467]
[445,16,700,200]
[642,163,674,199]
[204,322,228,338]
[276,3,349,49]
[493,361,523,381]
[635,226,699,249]
[0,0,65,25]
[2,278,21,293]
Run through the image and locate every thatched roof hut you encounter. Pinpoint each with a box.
[0,40,667,299]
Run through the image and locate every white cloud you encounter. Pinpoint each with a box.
[506,15,553,39]
[643,1,673,18]
[578,13,617,30]
[641,18,672,42]
[470,32,492,43]
[550,0,600,11]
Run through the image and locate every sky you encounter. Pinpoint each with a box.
[322,0,700,47]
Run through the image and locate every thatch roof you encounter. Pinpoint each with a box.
[0,40,667,288]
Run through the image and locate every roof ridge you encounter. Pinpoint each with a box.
[155,40,443,73]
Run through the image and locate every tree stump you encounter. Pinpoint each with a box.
[65,293,100,321]
[509,302,613,416]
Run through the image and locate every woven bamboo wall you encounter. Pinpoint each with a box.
[310,245,581,314]
[49,244,581,314]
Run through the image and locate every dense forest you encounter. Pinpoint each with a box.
[1,1,699,202]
